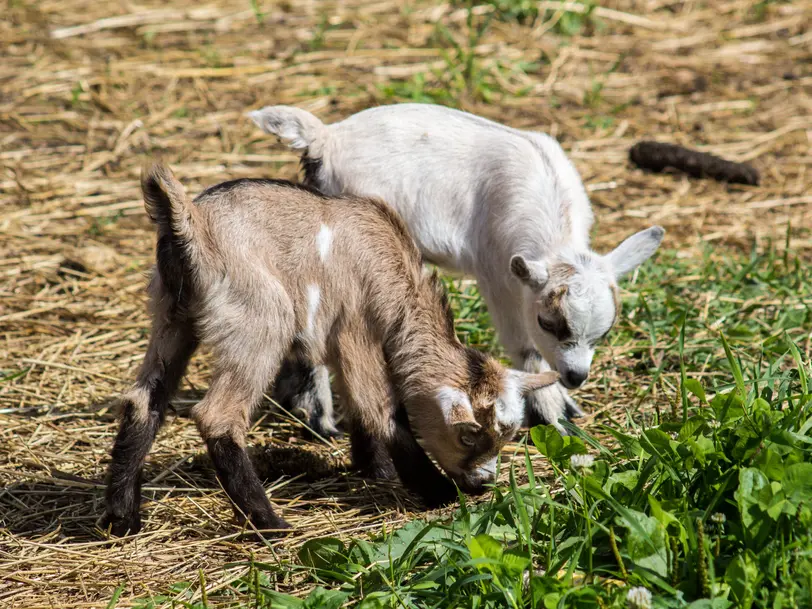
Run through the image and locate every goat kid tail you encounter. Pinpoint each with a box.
[141,162,197,242]
[248,105,328,152]
[141,162,211,282]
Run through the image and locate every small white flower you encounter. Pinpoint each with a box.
[626,586,652,609]
[570,453,595,471]
[711,513,726,524]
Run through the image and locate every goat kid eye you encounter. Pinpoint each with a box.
[537,315,555,333]
[460,435,476,447]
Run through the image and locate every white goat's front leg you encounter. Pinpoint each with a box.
[520,350,584,434]
[272,356,340,439]
[479,280,583,434]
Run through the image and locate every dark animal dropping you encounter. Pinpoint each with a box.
[629,141,759,185]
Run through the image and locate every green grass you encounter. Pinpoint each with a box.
[127,244,812,609]
[462,0,602,35]
[378,3,541,106]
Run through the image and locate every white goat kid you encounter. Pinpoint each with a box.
[250,103,664,434]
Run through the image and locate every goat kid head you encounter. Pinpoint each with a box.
[412,352,558,493]
[510,226,664,390]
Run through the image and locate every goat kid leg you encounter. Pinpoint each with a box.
[348,423,397,481]
[272,357,340,439]
[332,326,397,480]
[104,305,197,536]
[193,370,290,533]
[474,282,582,433]
[521,350,584,433]
[386,407,457,509]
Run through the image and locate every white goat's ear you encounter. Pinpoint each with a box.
[605,226,665,279]
[437,386,478,426]
[509,255,549,291]
[512,370,560,395]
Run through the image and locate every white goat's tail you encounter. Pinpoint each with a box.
[248,105,328,151]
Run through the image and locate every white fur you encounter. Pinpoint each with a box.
[251,103,664,425]
[316,224,332,262]
[477,457,498,478]
[306,284,320,335]
[123,385,152,425]
[436,385,473,419]
[497,371,527,432]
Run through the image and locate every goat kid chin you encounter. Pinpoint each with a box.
[249,103,664,435]
[102,162,558,536]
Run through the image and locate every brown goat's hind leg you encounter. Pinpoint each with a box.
[387,408,457,509]
[205,435,290,532]
[104,313,197,537]
[193,373,290,533]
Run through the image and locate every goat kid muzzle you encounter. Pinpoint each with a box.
[450,458,498,495]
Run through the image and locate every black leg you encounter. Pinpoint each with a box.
[103,307,197,537]
[104,389,164,536]
[206,436,290,532]
[387,409,457,509]
[349,424,397,481]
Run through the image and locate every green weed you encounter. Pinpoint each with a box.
[434,3,496,102]
[377,73,457,106]
[250,0,264,25]
[237,336,811,608]
[127,245,811,608]
[465,0,602,36]
[87,211,124,236]
[309,13,339,51]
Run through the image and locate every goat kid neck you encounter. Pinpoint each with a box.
[381,288,466,402]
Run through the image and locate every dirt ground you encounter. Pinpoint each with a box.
[1,0,810,607]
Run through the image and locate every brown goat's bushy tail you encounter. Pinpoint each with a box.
[141,162,211,298]
[142,162,196,241]
[142,161,212,262]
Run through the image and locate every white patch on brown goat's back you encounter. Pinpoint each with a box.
[316,224,332,262]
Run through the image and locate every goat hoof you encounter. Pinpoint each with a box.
[237,510,292,536]
[306,417,343,441]
[523,383,584,433]
[102,511,141,537]
[253,516,293,538]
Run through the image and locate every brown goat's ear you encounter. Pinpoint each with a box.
[437,386,477,426]
[517,371,560,394]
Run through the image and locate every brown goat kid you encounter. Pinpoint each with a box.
[103,163,558,535]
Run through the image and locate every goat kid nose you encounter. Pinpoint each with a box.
[564,370,588,388]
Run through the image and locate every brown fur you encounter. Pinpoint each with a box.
[103,164,558,534]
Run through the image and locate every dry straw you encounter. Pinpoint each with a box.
[1,0,810,606]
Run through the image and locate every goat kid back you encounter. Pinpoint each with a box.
[103,162,558,536]
[250,103,665,437]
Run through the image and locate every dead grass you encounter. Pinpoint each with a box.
[0,0,810,606]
